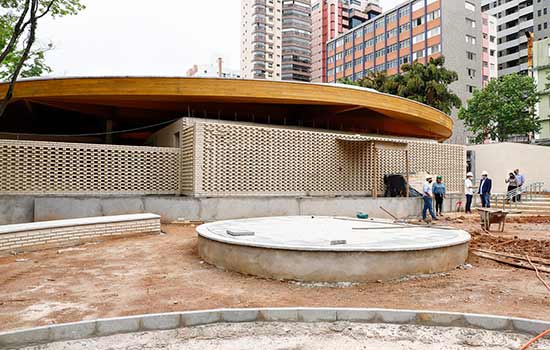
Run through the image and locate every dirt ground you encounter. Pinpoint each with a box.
[1,215,550,332]
[21,322,550,350]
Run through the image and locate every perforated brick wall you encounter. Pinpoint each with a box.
[0,140,180,195]
[187,120,465,197]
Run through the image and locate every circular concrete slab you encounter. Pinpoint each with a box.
[196,216,471,282]
[197,216,470,252]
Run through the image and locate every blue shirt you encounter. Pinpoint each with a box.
[432,182,446,195]
[516,174,525,186]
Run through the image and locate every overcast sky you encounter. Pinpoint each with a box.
[38,0,403,77]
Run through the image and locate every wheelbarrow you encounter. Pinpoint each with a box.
[476,208,512,232]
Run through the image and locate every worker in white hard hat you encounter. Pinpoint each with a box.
[478,170,492,208]
[422,175,437,222]
[464,172,475,214]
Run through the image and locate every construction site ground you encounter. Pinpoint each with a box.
[1,214,550,332]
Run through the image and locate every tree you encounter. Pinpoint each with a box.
[0,0,85,117]
[459,73,540,143]
[339,57,461,115]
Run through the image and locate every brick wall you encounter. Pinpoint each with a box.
[0,215,160,255]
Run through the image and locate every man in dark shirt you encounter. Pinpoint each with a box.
[478,170,492,208]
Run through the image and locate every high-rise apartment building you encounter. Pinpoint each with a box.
[241,0,312,81]
[481,0,534,76]
[325,0,485,144]
[534,0,550,40]
[482,13,498,86]
[311,0,382,82]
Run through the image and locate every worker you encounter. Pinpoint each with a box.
[464,172,475,214]
[505,171,519,202]
[422,175,437,222]
[432,175,446,216]
[478,170,492,208]
[514,169,525,202]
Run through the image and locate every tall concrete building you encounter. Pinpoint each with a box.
[311,0,382,82]
[325,0,486,144]
[482,13,498,86]
[534,0,550,40]
[241,0,312,81]
[481,0,534,76]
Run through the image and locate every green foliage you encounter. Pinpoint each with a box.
[0,0,85,81]
[0,14,52,80]
[459,73,540,143]
[339,57,461,114]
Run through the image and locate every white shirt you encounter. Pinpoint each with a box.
[423,181,433,197]
[465,178,474,195]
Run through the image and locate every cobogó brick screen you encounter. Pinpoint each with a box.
[0,119,465,197]
[186,119,465,197]
[0,140,180,195]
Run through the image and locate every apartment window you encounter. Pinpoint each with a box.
[375,18,384,30]
[467,51,476,60]
[327,42,335,51]
[399,56,410,65]
[466,35,476,45]
[356,42,364,51]
[387,59,398,69]
[335,66,343,73]
[399,23,411,33]
[327,56,334,64]
[344,62,353,70]
[364,23,374,34]
[428,44,441,55]
[412,32,425,44]
[467,68,476,78]
[490,35,495,43]
[335,52,343,60]
[467,85,475,93]
[375,33,385,44]
[427,9,440,21]
[336,38,344,47]
[412,16,424,28]
[466,18,476,29]
[465,2,476,11]
[399,39,411,49]
[365,53,374,61]
[387,43,398,53]
[375,48,386,58]
[344,34,353,44]
[426,0,437,4]
[387,28,398,39]
[547,44,550,57]
[355,29,363,38]
[399,6,410,18]
[412,0,424,11]
[413,49,425,60]
[427,26,440,38]
[375,63,386,72]
[387,12,397,23]
[365,38,374,47]
[345,48,353,56]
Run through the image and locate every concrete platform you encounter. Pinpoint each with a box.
[197,216,471,282]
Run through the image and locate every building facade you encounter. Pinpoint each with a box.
[311,0,382,82]
[534,0,550,41]
[325,0,485,144]
[481,0,534,76]
[241,0,312,81]
[533,37,550,142]
[482,13,498,86]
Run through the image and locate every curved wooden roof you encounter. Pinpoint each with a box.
[0,77,453,140]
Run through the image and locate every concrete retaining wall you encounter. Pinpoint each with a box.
[0,214,160,255]
[1,308,549,348]
[0,195,444,225]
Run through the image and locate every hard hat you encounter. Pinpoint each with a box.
[436,175,443,180]
[426,174,433,179]
[466,172,473,177]
[481,170,488,176]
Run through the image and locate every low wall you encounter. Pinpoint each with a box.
[0,214,160,255]
[0,195,437,225]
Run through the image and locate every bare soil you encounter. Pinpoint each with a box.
[1,216,550,332]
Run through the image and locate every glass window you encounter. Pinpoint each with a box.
[399,6,410,18]
[427,26,440,38]
[465,2,476,11]
[412,0,424,11]
[387,12,397,23]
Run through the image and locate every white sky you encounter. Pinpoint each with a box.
[38,0,403,77]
